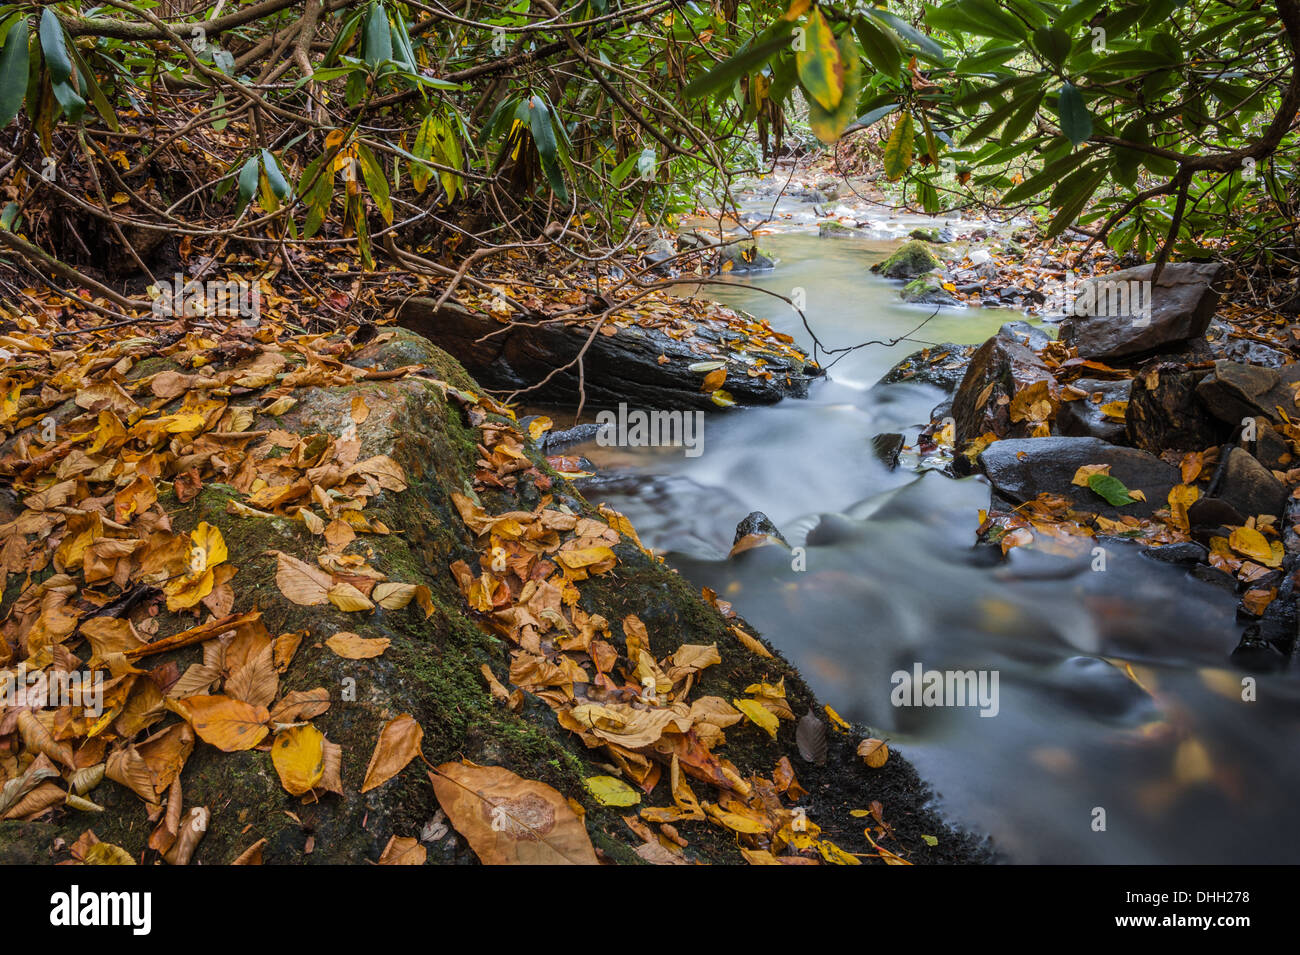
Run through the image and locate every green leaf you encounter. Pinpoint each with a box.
[1057,82,1092,146]
[260,149,291,201]
[236,156,260,215]
[882,112,914,181]
[363,3,393,70]
[1087,473,1138,507]
[0,19,29,129]
[39,9,71,85]
[1031,26,1072,68]
[410,112,436,194]
[684,27,792,99]
[51,79,84,123]
[797,7,844,112]
[526,94,567,202]
[354,142,392,224]
[853,14,901,78]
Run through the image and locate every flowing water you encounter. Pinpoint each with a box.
[554,210,1300,863]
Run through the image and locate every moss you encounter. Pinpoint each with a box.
[878,240,942,279]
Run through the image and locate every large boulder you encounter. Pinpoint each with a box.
[1200,446,1288,523]
[1059,262,1225,361]
[951,328,1058,445]
[1125,362,1232,455]
[1196,360,1300,427]
[396,298,819,411]
[879,342,976,391]
[978,436,1180,519]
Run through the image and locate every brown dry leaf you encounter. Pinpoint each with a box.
[361,714,424,792]
[429,762,598,865]
[270,550,332,605]
[325,631,390,659]
[857,737,889,768]
[377,835,426,865]
[327,581,374,612]
[176,695,270,752]
[351,394,371,424]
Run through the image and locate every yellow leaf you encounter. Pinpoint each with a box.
[733,698,780,738]
[327,582,375,611]
[1228,526,1279,566]
[361,714,423,792]
[272,724,326,796]
[857,737,889,768]
[583,775,641,807]
[1071,463,1111,486]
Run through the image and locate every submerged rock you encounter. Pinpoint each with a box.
[978,436,1179,519]
[733,511,789,547]
[901,274,960,307]
[714,243,774,274]
[871,432,905,468]
[1059,262,1225,361]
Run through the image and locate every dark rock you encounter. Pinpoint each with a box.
[874,240,941,279]
[1140,541,1209,565]
[714,243,774,274]
[734,511,789,547]
[1059,262,1226,361]
[977,436,1180,519]
[1189,562,1238,591]
[1196,360,1300,427]
[1206,446,1288,522]
[956,282,984,295]
[871,432,905,469]
[879,342,976,391]
[999,320,1052,350]
[1125,361,1231,455]
[1205,319,1291,368]
[1186,496,1247,531]
[901,275,960,307]
[951,329,1058,445]
[644,237,679,274]
[1246,417,1294,472]
[539,422,602,452]
[1231,625,1290,671]
[396,298,819,411]
[1056,378,1131,443]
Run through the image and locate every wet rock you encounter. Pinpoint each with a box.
[1205,319,1291,368]
[1246,417,1294,472]
[1000,320,1052,350]
[713,243,774,274]
[644,237,679,274]
[1055,378,1131,443]
[871,432,905,469]
[539,422,602,452]
[786,187,827,203]
[901,274,961,307]
[1196,360,1300,427]
[733,511,789,547]
[977,436,1179,519]
[676,230,711,252]
[874,240,941,279]
[396,298,819,411]
[909,227,941,242]
[1205,446,1288,522]
[956,282,984,295]
[951,328,1058,445]
[879,342,976,391]
[1140,541,1209,565]
[819,221,856,239]
[1125,362,1231,455]
[1231,625,1290,671]
[1059,262,1226,361]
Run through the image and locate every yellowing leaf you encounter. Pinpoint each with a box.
[325,631,390,659]
[178,695,269,752]
[583,775,640,807]
[272,724,326,796]
[361,714,424,792]
[327,582,374,612]
[733,697,780,738]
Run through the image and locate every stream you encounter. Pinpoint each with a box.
[552,201,1300,863]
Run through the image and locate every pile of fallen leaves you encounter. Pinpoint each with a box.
[0,284,917,865]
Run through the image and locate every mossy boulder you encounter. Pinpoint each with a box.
[901,275,961,307]
[875,240,943,280]
[0,330,985,866]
